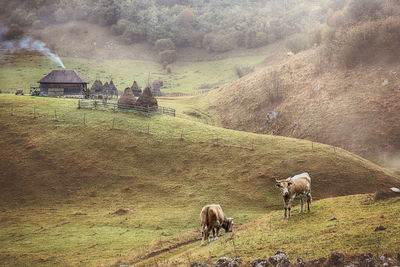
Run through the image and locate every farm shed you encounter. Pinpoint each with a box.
[38,70,88,97]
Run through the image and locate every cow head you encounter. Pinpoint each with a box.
[223,218,234,233]
[275,179,293,198]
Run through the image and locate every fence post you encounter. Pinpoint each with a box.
[54,109,57,120]
[33,107,36,118]
[312,142,314,151]
[147,124,150,134]
[11,106,14,116]
[112,118,115,129]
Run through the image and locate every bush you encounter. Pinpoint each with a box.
[155,38,175,52]
[159,49,177,64]
[234,65,255,78]
[2,24,23,40]
[323,17,400,68]
[285,34,310,54]
[121,23,145,44]
[347,0,383,22]
[202,34,235,53]
[176,8,194,28]
[110,19,127,35]
[267,70,284,103]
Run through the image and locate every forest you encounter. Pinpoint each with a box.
[1,0,337,53]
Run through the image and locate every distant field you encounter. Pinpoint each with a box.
[0,54,264,95]
[0,95,398,266]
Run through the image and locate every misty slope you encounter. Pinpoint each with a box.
[202,49,400,158]
[29,21,158,60]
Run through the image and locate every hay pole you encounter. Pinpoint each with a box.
[311,142,314,151]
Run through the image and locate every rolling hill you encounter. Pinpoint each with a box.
[0,95,399,266]
[200,50,400,159]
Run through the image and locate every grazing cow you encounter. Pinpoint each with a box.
[275,172,312,218]
[200,204,233,245]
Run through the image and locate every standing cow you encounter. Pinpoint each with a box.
[200,204,233,245]
[275,172,312,218]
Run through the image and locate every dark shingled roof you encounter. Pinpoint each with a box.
[38,70,88,84]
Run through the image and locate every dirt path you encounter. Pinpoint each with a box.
[129,237,202,265]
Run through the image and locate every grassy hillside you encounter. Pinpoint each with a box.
[0,53,265,95]
[194,0,400,159]
[0,95,398,266]
[199,50,400,159]
[139,194,400,266]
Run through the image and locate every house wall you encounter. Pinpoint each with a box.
[40,83,86,96]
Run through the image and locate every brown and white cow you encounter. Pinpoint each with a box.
[200,204,233,245]
[275,172,312,218]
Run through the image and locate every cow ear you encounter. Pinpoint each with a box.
[276,183,281,188]
[288,182,293,186]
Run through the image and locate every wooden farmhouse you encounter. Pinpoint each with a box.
[38,70,88,97]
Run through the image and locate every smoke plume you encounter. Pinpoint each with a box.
[1,25,65,69]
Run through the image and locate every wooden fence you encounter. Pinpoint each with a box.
[78,99,175,117]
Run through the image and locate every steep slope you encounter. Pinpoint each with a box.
[0,95,398,266]
[202,50,400,158]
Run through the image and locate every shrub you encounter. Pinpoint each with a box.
[121,24,145,44]
[111,19,130,36]
[155,39,175,52]
[176,8,194,28]
[202,34,235,53]
[285,33,310,54]
[2,24,23,40]
[347,0,383,22]
[267,70,284,103]
[234,65,255,78]
[159,49,177,64]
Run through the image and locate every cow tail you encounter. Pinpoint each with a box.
[205,206,209,230]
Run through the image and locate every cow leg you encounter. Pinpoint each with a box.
[307,194,312,212]
[299,197,304,213]
[201,226,207,246]
[214,228,219,240]
[288,197,294,218]
[284,208,287,218]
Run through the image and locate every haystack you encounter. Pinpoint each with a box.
[118,87,137,109]
[102,81,110,94]
[108,80,118,95]
[136,86,158,108]
[91,80,103,94]
[131,80,142,97]
[151,79,163,96]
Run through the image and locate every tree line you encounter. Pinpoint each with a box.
[1,0,335,54]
